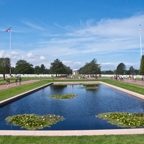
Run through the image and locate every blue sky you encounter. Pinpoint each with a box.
[0,0,144,70]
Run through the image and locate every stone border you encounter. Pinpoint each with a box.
[0,129,144,136]
[0,82,53,108]
[0,81,144,136]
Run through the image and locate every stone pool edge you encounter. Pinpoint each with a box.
[0,82,53,108]
[0,129,144,136]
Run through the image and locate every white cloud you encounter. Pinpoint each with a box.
[11,51,19,55]
[39,56,46,60]
[101,62,140,70]
[22,20,44,30]
[62,61,85,69]
[27,52,34,58]
[0,50,5,57]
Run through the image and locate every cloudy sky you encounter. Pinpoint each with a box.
[0,0,144,70]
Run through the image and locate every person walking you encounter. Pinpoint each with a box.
[134,75,136,82]
[15,77,18,85]
[6,79,10,87]
[40,76,41,81]
[131,75,133,82]
[19,77,21,85]
[142,76,143,83]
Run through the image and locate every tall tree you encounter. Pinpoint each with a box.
[116,63,126,74]
[40,64,45,74]
[129,66,135,74]
[79,59,101,74]
[0,58,10,80]
[15,60,34,74]
[50,59,64,77]
[34,66,41,74]
[139,55,144,74]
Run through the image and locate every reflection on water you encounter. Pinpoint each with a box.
[0,84,144,130]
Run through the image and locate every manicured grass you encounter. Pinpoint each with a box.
[101,79,144,95]
[0,80,52,101]
[0,135,144,144]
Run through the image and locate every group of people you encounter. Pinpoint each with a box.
[114,75,143,83]
[6,77,22,88]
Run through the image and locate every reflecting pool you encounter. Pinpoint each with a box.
[0,84,144,130]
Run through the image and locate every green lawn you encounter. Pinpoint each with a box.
[101,79,144,95]
[0,135,144,144]
[0,80,52,101]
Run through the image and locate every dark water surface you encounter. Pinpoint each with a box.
[0,84,144,130]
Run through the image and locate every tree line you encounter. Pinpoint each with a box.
[0,58,72,79]
[0,56,143,80]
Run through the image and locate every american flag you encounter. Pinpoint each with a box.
[4,28,11,32]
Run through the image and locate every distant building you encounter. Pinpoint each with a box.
[72,69,79,75]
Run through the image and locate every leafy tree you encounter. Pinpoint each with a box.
[40,64,45,74]
[34,66,41,74]
[116,63,126,74]
[50,59,64,77]
[134,69,140,75]
[79,59,101,74]
[0,58,10,80]
[129,66,135,74]
[139,55,144,74]
[11,67,15,74]
[15,60,34,74]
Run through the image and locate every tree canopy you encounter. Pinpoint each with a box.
[79,58,101,74]
[50,59,72,76]
[15,60,34,74]
[0,58,10,79]
[116,63,126,74]
[139,55,144,74]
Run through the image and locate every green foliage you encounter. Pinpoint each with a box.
[15,60,34,74]
[116,63,126,74]
[48,94,78,99]
[37,70,39,75]
[50,59,72,76]
[79,87,98,89]
[129,66,135,74]
[96,112,144,128]
[139,55,144,74]
[5,114,65,130]
[40,64,45,74]
[79,58,101,74]
[0,58,10,80]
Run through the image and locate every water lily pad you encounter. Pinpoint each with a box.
[96,112,144,128]
[48,94,78,99]
[79,87,98,89]
[5,114,65,130]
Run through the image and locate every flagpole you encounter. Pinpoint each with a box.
[10,26,11,75]
[140,24,142,59]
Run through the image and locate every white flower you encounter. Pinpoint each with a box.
[105,115,107,117]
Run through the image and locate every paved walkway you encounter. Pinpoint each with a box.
[0,80,39,90]
[114,79,144,86]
